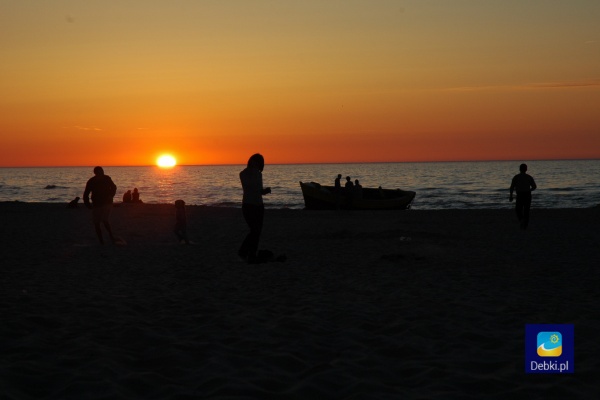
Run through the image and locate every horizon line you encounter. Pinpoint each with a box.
[1,157,599,168]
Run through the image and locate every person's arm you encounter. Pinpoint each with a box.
[109,177,117,199]
[83,181,92,209]
[530,176,537,191]
[259,172,271,195]
[509,177,515,202]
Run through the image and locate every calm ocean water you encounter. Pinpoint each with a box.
[1,161,599,209]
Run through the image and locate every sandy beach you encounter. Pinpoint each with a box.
[1,202,599,399]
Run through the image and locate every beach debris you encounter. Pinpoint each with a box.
[113,237,127,246]
[245,249,287,264]
[381,253,405,261]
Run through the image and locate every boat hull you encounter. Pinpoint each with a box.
[300,182,415,210]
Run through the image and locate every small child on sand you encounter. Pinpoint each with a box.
[174,199,190,244]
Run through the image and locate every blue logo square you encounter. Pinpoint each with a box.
[537,331,562,357]
[526,324,574,373]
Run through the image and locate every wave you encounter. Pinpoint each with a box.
[212,201,239,207]
[546,187,577,192]
[44,185,70,189]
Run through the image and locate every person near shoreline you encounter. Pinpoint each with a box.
[238,153,271,263]
[174,199,190,245]
[132,188,142,203]
[509,163,537,230]
[122,190,132,203]
[83,166,118,244]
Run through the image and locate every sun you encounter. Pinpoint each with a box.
[157,154,177,168]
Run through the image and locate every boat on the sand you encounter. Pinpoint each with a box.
[299,181,416,210]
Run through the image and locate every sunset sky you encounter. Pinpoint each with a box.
[1,1,599,166]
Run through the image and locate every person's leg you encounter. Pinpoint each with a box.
[239,204,253,258]
[92,207,104,244]
[103,221,115,242]
[101,205,116,242]
[522,192,532,229]
[94,222,104,244]
[248,205,264,258]
[515,195,524,225]
[174,226,189,244]
[174,222,184,242]
[239,204,263,261]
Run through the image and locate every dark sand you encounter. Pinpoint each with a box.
[1,202,599,399]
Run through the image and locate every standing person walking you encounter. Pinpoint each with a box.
[238,153,271,263]
[509,163,537,230]
[83,166,118,244]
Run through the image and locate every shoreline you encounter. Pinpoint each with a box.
[2,203,599,398]
[2,199,599,209]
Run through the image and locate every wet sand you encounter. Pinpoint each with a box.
[1,202,599,399]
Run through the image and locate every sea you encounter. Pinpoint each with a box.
[1,160,599,210]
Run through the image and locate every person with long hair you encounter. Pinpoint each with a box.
[238,153,271,263]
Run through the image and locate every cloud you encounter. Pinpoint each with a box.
[524,80,600,89]
[445,79,600,92]
[71,126,102,131]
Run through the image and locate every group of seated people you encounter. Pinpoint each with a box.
[122,188,142,203]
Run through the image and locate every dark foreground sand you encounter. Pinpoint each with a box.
[1,202,599,399]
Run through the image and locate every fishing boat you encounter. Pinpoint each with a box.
[299,181,416,210]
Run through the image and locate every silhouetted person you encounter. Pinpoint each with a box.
[174,199,190,244]
[67,196,80,208]
[122,190,132,203]
[83,166,117,244]
[344,176,354,207]
[238,153,271,263]
[132,188,141,203]
[334,174,342,208]
[354,179,363,200]
[510,163,537,230]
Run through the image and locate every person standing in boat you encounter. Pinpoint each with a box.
[344,176,354,208]
[354,179,363,200]
[509,163,537,230]
[334,174,342,209]
[238,153,271,263]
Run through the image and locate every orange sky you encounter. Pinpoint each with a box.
[1,1,599,166]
